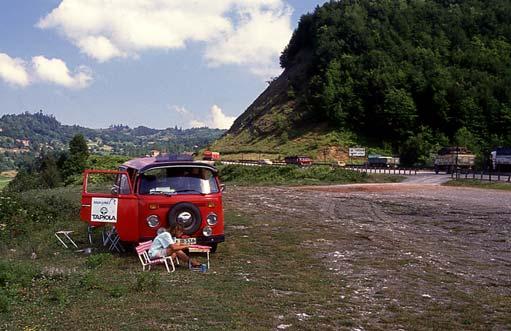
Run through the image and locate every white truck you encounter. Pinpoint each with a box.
[491,147,511,171]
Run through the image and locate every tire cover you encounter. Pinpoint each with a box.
[168,202,202,235]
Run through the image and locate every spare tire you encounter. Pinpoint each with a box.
[168,202,202,235]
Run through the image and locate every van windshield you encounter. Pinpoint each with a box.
[138,167,219,195]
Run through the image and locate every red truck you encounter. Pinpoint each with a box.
[80,154,225,251]
[203,150,220,161]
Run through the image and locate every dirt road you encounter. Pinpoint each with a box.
[224,181,511,329]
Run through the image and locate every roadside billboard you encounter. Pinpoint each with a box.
[349,148,366,157]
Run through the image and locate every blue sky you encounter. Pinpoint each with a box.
[0,0,324,129]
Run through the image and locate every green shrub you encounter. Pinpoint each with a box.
[0,196,24,240]
[133,272,160,292]
[0,260,41,313]
[0,260,40,288]
[108,284,127,298]
[48,287,69,306]
[0,186,81,243]
[0,290,9,313]
[218,165,368,185]
[85,253,112,269]
[77,272,101,290]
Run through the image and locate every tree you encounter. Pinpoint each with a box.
[277,0,511,164]
[38,152,62,188]
[61,134,89,181]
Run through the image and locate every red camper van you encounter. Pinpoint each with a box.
[80,154,225,251]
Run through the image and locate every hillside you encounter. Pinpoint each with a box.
[213,0,511,165]
[0,111,224,170]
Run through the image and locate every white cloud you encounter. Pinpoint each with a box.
[169,105,190,115]
[188,105,236,129]
[204,4,292,77]
[209,104,236,129]
[38,0,293,77]
[0,53,30,87]
[190,120,206,128]
[32,56,92,89]
[0,52,92,89]
[77,36,127,62]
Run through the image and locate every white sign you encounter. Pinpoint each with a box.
[349,148,366,157]
[91,198,118,223]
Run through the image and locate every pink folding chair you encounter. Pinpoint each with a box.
[135,241,175,273]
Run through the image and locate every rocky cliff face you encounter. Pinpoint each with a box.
[225,54,307,138]
[211,51,335,159]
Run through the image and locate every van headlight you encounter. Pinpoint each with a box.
[206,213,218,226]
[202,226,212,236]
[147,215,160,228]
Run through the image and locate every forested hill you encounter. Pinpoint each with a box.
[0,111,224,170]
[215,0,511,165]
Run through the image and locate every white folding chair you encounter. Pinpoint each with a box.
[55,231,78,249]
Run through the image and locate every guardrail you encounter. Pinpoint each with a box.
[220,160,419,175]
[451,169,511,183]
[345,165,417,175]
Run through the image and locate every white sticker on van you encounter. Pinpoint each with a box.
[91,197,118,223]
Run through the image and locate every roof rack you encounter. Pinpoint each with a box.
[155,154,194,162]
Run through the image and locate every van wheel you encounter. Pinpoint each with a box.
[168,203,202,235]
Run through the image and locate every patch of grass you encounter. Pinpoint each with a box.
[0,176,12,191]
[0,194,353,329]
[0,260,41,314]
[444,179,511,191]
[219,164,403,185]
[133,272,160,292]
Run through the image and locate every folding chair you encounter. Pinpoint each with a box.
[135,241,175,273]
[55,231,78,249]
[87,225,101,245]
[103,226,124,252]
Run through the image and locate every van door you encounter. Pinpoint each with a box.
[80,170,139,242]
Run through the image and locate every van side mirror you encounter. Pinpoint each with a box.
[220,184,226,192]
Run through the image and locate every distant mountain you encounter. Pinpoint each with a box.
[0,111,225,170]
[213,0,511,165]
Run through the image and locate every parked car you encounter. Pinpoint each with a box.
[80,154,224,252]
[259,159,273,165]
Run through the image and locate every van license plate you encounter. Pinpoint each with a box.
[177,238,196,245]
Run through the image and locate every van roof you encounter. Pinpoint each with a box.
[121,156,218,174]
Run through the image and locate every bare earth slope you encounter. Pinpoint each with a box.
[224,180,511,329]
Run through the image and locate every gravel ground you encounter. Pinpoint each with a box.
[224,179,511,329]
